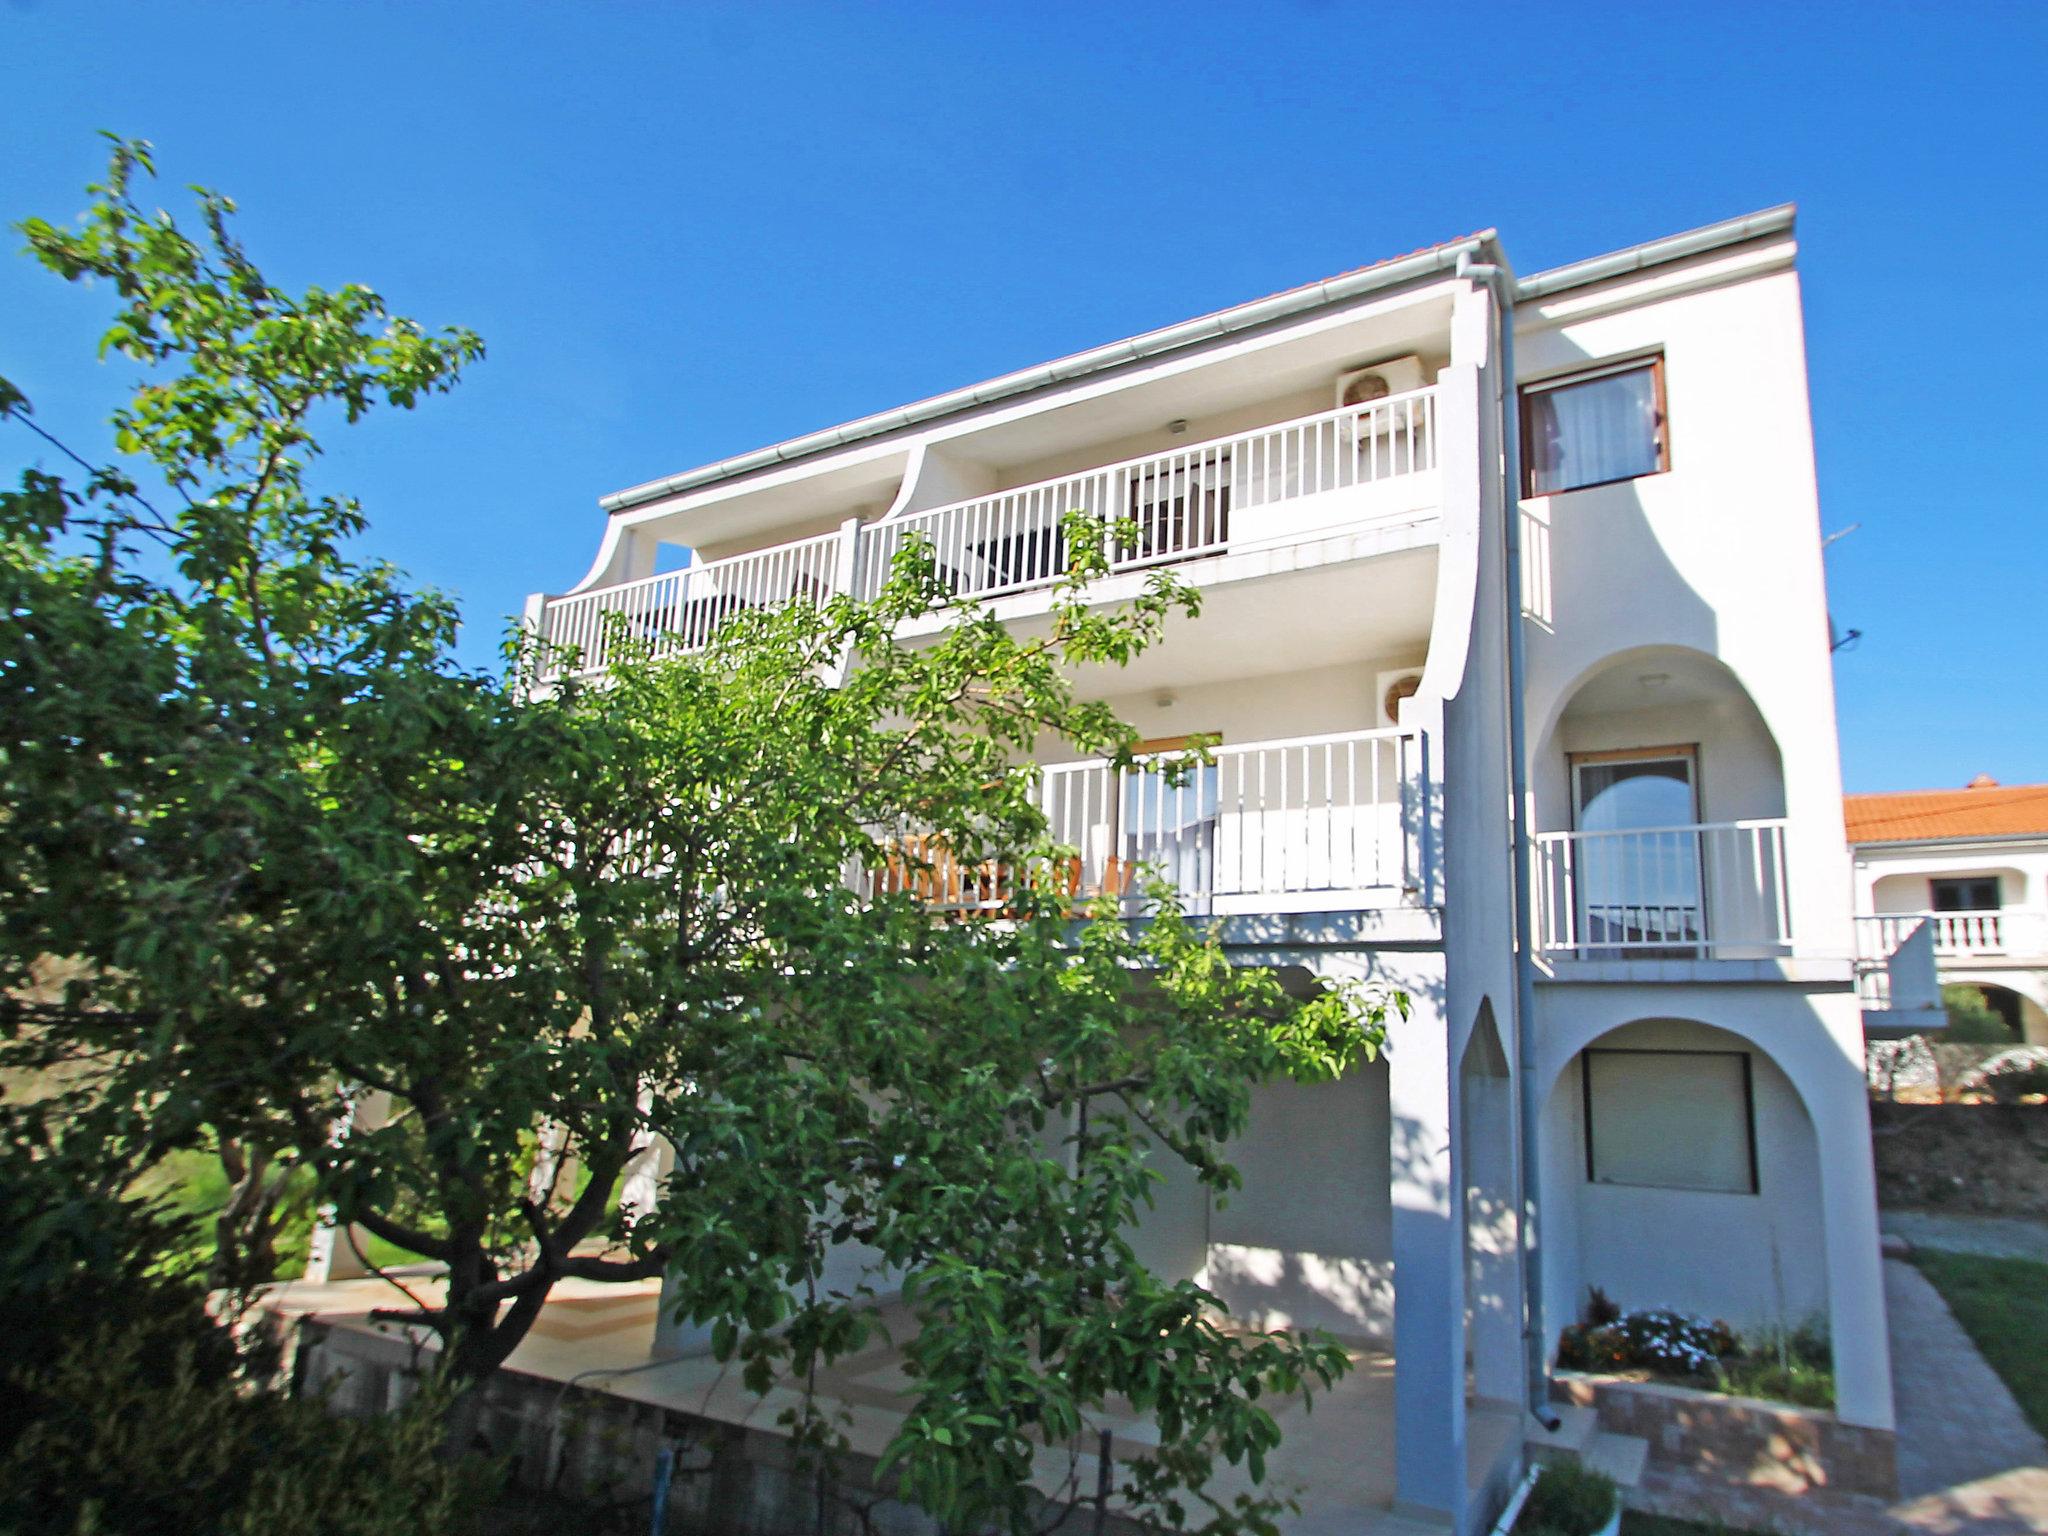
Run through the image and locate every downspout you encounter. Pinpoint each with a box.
[1456,252,1558,1432]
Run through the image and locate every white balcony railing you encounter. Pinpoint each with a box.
[1534,819,1792,959]
[856,391,1438,605]
[535,391,1441,681]
[1035,728,1428,915]
[859,728,1430,917]
[537,531,843,680]
[1856,909,2048,964]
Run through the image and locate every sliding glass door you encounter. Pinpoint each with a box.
[1571,749,1702,954]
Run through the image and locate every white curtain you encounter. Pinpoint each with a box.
[1527,367,1660,494]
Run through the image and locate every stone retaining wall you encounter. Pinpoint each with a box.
[1554,1371,1897,1499]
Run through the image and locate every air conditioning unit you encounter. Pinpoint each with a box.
[1376,667,1424,728]
[1335,355,1428,410]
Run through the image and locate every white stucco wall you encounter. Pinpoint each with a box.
[1203,1062,1396,1339]
[1541,1017,1828,1330]
[1854,838,2048,915]
[1517,248,1853,965]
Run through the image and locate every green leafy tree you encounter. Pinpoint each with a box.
[2,139,1402,1535]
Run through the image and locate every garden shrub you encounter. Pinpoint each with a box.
[1555,1291,1834,1408]
[1943,986,2017,1044]
[1513,1460,1617,1535]
[0,1126,494,1534]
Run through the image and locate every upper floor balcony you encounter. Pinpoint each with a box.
[533,388,1441,683]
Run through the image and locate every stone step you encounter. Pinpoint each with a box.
[1579,1429,1649,1489]
[1525,1403,1599,1457]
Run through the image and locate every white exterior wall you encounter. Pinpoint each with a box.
[536,211,1901,1532]
[1519,248,1853,965]
[1855,838,2048,915]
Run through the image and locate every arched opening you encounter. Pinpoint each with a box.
[1533,646,1789,960]
[1945,979,2048,1047]
[1460,1001,1519,1404]
[1538,1018,1828,1344]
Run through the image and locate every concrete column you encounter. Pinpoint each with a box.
[1804,1010,1896,1431]
[1387,970,1467,1528]
[1460,1015,1522,1407]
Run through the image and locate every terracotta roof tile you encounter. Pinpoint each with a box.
[1844,783,2048,845]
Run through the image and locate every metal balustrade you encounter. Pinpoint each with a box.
[856,390,1438,604]
[536,531,842,680]
[1534,819,1793,959]
[1034,728,1427,915]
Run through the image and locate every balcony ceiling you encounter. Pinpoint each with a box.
[1060,544,1440,698]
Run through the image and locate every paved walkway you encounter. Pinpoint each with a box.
[1625,1259,2048,1534]
[1881,1209,2048,1264]
[1884,1259,2046,1501]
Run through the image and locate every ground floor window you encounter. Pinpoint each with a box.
[1581,1047,1757,1194]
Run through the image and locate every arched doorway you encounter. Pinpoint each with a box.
[1532,647,1788,961]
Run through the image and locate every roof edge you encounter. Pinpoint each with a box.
[1514,204,1796,302]
[598,203,1798,516]
[599,232,1497,514]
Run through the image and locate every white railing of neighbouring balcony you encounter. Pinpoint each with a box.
[1533,819,1792,959]
[537,531,844,680]
[856,389,1439,604]
[1855,909,2048,963]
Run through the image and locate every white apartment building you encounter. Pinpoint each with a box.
[1850,778,2048,1044]
[525,207,1894,1533]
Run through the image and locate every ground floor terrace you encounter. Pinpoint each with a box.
[272,1275,1522,1536]
[271,945,1902,1535]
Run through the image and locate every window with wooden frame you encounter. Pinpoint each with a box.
[1521,356,1669,497]
[1582,1047,1758,1194]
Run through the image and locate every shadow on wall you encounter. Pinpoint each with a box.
[1538,1016,1830,1343]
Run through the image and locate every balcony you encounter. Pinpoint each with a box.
[1858,908,2048,962]
[1533,819,1793,961]
[535,390,1440,682]
[865,728,1433,919]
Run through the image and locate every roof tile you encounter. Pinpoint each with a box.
[1844,784,2048,844]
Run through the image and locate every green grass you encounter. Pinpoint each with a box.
[1908,1247,2048,1439]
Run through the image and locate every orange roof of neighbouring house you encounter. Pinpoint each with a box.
[1844,780,2048,844]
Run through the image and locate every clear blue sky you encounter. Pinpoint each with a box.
[3,1,2042,792]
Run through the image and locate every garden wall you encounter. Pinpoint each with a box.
[1553,1372,1896,1498]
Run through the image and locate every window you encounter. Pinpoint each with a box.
[1127,453,1232,562]
[1522,358,1668,496]
[1931,876,2000,912]
[1582,1048,1757,1194]
[1570,746,1702,953]
[1117,734,1219,906]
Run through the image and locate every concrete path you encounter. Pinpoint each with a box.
[1883,1258,2046,1499]
[1625,1259,2048,1534]
[1881,1209,2048,1265]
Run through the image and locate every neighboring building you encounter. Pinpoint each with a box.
[520,208,1895,1531]
[1849,777,2048,1044]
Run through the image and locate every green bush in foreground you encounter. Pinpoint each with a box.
[1515,1461,1618,1535]
[2,1327,489,1536]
